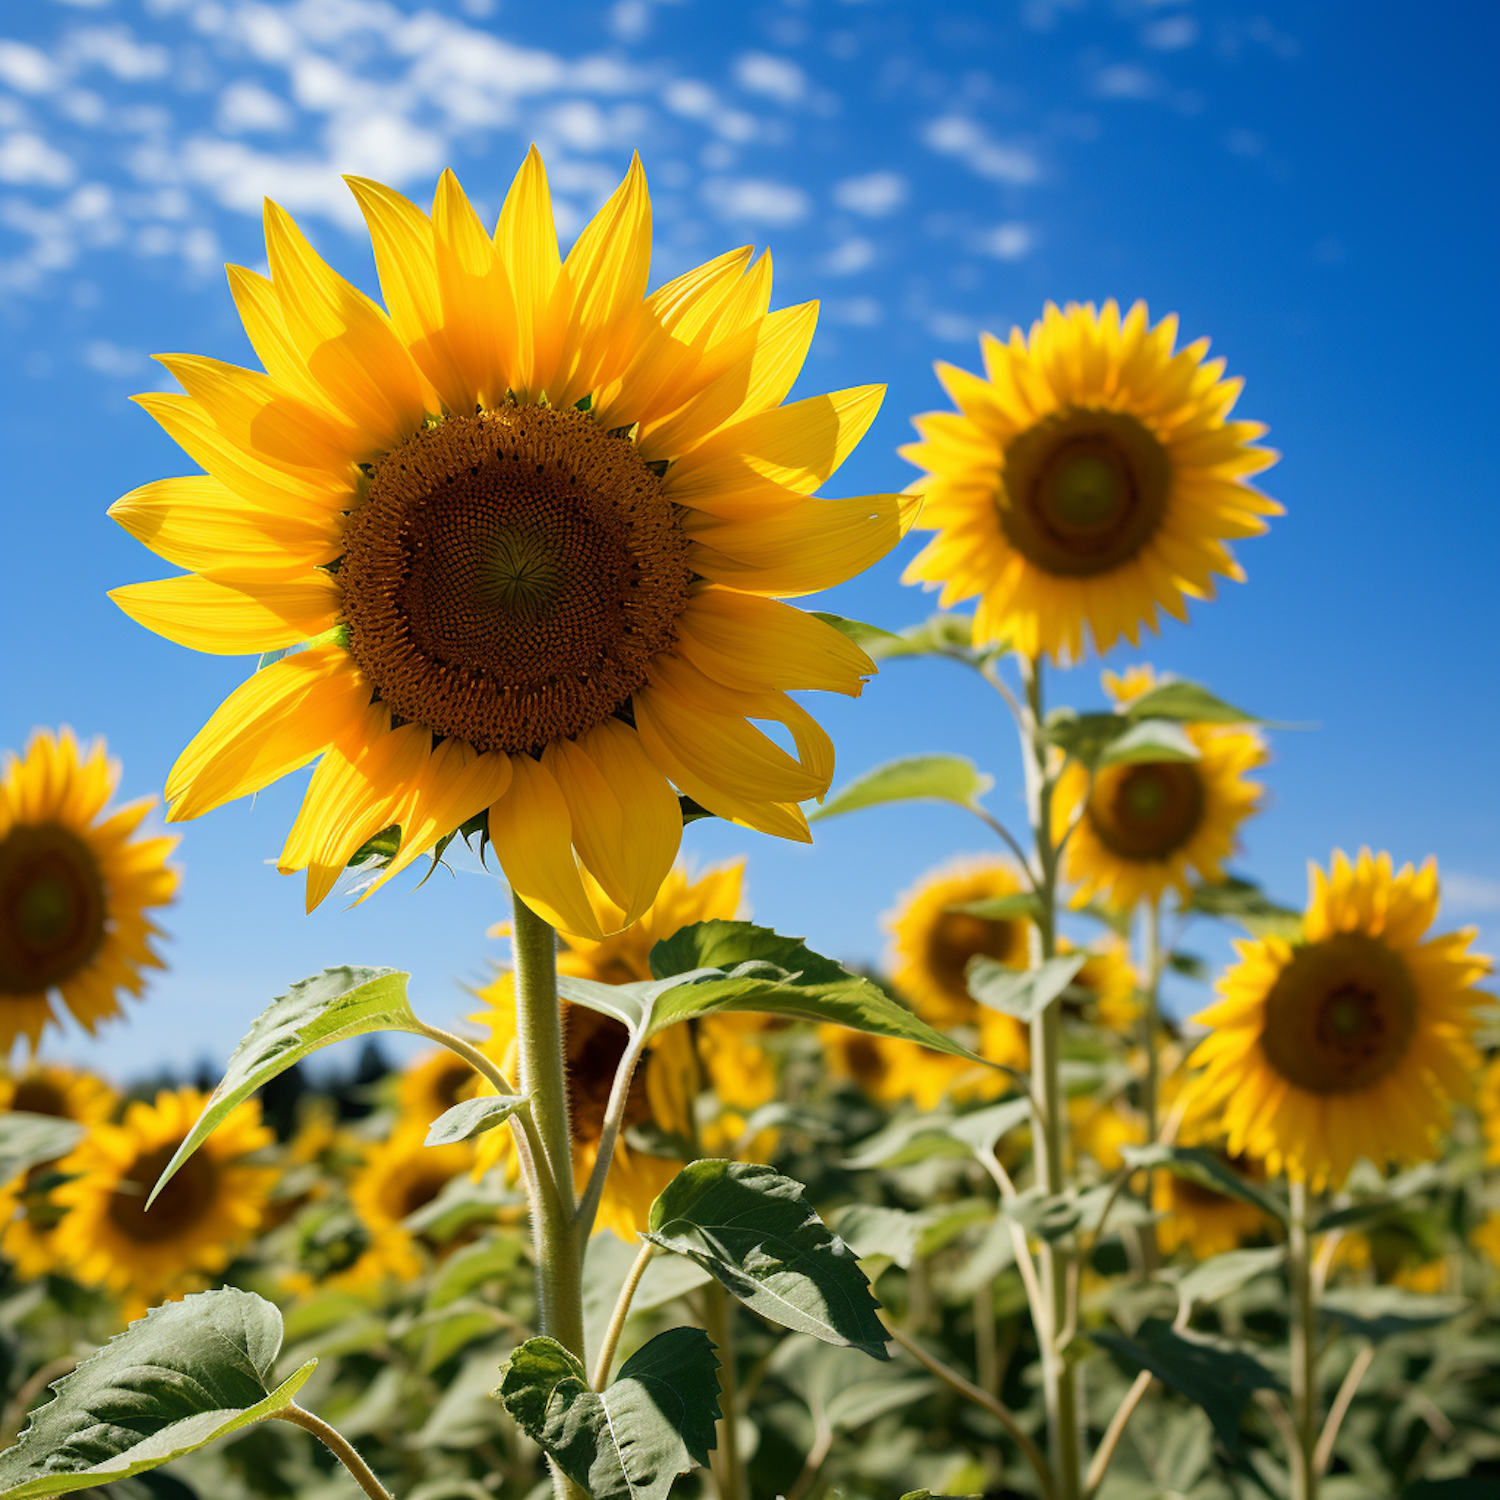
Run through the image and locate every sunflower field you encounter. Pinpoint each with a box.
[2,82,1498,1500]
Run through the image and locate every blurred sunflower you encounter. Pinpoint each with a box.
[1153,1130,1273,1260]
[344,1130,472,1282]
[1478,1054,1500,1166]
[1061,937,1139,1032]
[0,729,178,1051]
[1471,1212,1500,1270]
[51,1086,274,1314]
[1070,1095,1144,1175]
[1189,850,1490,1188]
[109,150,911,938]
[1054,666,1266,912]
[821,1025,973,1111]
[472,971,698,1239]
[900,299,1279,662]
[398,1047,481,1130]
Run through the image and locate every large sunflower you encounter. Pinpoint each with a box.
[1054,666,1266,911]
[51,1086,274,1313]
[1188,850,1490,1189]
[109,151,910,938]
[900,300,1279,661]
[0,729,178,1050]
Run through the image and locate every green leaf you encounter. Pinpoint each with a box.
[967,954,1086,1022]
[947,891,1044,924]
[1122,1145,1288,1226]
[1182,877,1302,939]
[424,1094,528,1147]
[1090,1317,1280,1454]
[0,1112,85,1184]
[841,1099,1030,1171]
[1319,1287,1468,1340]
[643,921,983,1065]
[1176,1247,1286,1307]
[833,1204,932,1269]
[147,966,424,1209]
[498,1331,720,1500]
[817,610,991,664]
[0,1289,317,1497]
[1123,677,1260,726]
[808,612,906,655]
[645,1159,889,1358]
[1096,718,1200,768]
[1044,710,1126,768]
[810,754,993,822]
[944,1097,1034,1156]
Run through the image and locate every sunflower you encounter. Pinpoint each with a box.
[1478,1054,1500,1166]
[900,299,1279,662]
[1070,1095,1144,1175]
[398,1046,480,1130]
[108,151,911,939]
[1188,849,1490,1189]
[343,1128,473,1282]
[1065,938,1140,1032]
[1054,666,1267,912]
[1153,1148,1273,1260]
[51,1086,274,1313]
[471,970,698,1238]
[0,729,178,1050]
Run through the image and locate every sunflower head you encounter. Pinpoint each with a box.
[1189,849,1492,1188]
[0,1061,117,1125]
[1055,667,1267,911]
[900,300,1280,662]
[109,151,911,940]
[1153,1130,1273,1260]
[341,1127,473,1283]
[0,729,178,1050]
[397,1047,480,1131]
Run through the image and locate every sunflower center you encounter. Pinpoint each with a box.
[392,1164,453,1220]
[840,1033,889,1090]
[565,1003,652,1147]
[1088,761,1205,861]
[340,407,693,756]
[999,408,1170,577]
[0,823,108,996]
[10,1078,68,1116]
[108,1143,217,1244]
[1260,933,1420,1094]
[927,910,1023,1003]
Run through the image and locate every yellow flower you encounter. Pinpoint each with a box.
[344,1128,472,1283]
[1153,1139,1273,1260]
[1189,850,1491,1189]
[471,971,698,1238]
[1472,1211,1500,1270]
[820,1025,968,1110]
[1070,1095,1145,1174]
[1074,939,1141,1031]
[1054,667,1266,911]
[51,1086,274,1314]
[398,1047,480,1130]
[900,299,1279,662]
[0,729,178,1050]
[109,151,911,938]
[1478,1055,1500,1166]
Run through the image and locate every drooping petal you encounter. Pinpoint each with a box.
[110,572,341,654]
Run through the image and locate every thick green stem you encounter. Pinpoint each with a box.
[1138,898,1162,1144]
[703,1282,746,1500]
[1289,1179,1319,1500]
[511,891,587,1500]
[1019,655,1082,1500]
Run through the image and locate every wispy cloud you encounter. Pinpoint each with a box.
[1444,873,1500,915]
[922,115,1040,185]
[832,171,908,218]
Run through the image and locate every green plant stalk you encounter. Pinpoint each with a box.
[1138,897,1162,1144]
[511,890,588,1500]
[276,1405,394,1500]
[702,1280,747,1500]
[1288,1178,1319,1500]
[1019,654,1082,1500]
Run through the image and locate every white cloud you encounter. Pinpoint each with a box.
[0,133,76,187]
[63,25,170,82]
[700,176,809,225]
[1142,15,1198,50]
[826,296,883,327]
[832,170,908,217]
[975,221,1033,260]
[926,308,979,342]
[609,1,651,42]
[177,138,365,227]
[733,52,806,106]
[1094,65,1157,100]
[823,235,875,275]
[1444,873,1500,914]
[923,116,1040,185]
[325,110,444,183]
[217,81,294,133]
[0,42,60,95]
[663,78,756,142]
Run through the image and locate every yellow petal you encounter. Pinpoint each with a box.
[110,571,340,654]
[227,263,349,419]
[675,589,874,695]
[486,753,603,940]
[495,146,563,401]
[263,198,432,451]
[165,644,370,820]
[109,476,342,578]
[663,384,885,506]
[431,169,515,411]
[687,493,918,597]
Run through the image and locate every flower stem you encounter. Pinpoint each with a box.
[1138,897,1162,1144]
[593,1240,658,1389]
[702,1281,747,1500]
[1288,1178,1319,1500]
[277,1405,393,1500]
[1019,654,1082,1500]
[510,890,587,1500]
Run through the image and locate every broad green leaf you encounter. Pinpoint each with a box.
[424,1094,528,1147]
[944,1097,1034,1156]
[1122,1144,1288,1225]
[947,891,1044,923]
[148,966,424,1209]
[426,1236,523,1311]
[1312,1162,1442,1234]
[498,1331,720,1500]
[0,1289,317,1497]
[1176,1247,1286,1307]
[402,1171,523,1239]
[1091,1317,1280,1454]
[809,612,906,655]
[645,922,984,1065]
[842,1114,974,1170]
[1124,678,1260,726]
[810,754,993,822]
[1182,877,1302,939]
[1319,1287,1468,1340]
[833,1204,932,1269]
[645,1159,889,1358]
[771,1337,930,1433]
[967,953,1085,1022]
[0,1113,85,1184]
[1096,718,1200,768]
[1044,710,1126,768]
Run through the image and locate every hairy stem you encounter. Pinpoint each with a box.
[592,1241,658,1389]
[1288,1178,1319,1500]
[277,1405,394,1500]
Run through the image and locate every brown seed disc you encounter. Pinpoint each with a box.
[340,407,692,756]
[565,1002,653,1149]
[925,910,1026,1007]
[107,1142,217,1244]
[9,1076,69,1116]
[1088,761,1206,862]
[999,407,1170,577]
[1260,933,1420,1095]
[0,822,108,996]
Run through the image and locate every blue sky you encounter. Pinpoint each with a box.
[2,0,1496,1079]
